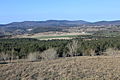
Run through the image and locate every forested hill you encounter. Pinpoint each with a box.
[1,20,120,28]
[0,20,89,28]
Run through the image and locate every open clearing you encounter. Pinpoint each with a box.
[0,56,120,80]
[14,32,90,40]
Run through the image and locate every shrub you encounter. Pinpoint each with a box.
[0,52,9,61]
[83,49,96,56]
[40,48,58,60]
[103,48,120,56]
[27,52,38,61]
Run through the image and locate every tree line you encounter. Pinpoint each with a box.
[1,37,120,61]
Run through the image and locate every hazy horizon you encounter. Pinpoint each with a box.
[2,19,120,25]
[0,0,120,24]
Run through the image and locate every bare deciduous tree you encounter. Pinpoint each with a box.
[40,48,57,60]
[0,52,9,62]
[83,49,95,56]
[104,48,120,56]
[67,40,78,56]
[27,52,38,61]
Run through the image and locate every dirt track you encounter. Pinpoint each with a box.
[0,56,120,80]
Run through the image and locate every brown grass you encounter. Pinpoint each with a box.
[0,56,120,80]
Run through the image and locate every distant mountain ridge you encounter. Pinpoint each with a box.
[1,20,120,28]
[0,20,89,28]
[91,20,120,26]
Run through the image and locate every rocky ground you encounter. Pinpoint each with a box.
[0,56,120,80]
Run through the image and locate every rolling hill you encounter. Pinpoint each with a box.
[1,20,120,36]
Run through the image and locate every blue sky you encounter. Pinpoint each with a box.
[0,0,120,24]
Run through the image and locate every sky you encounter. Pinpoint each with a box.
[0,0,120,24]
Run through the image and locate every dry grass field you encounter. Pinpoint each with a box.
[13,32,90,40]
[0,56,120,80]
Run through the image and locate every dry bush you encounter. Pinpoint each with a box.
[83,49,96,56]
[0,52,7,61]
[104,48,120,56]
[67,40,78,56]
[0,52,19,63]
[0,52,10,62]
[40,48,58,60]
[27,52,38,61]
[27,49,58,61]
